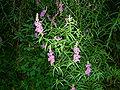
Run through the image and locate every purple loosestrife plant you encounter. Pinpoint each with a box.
[85,61,92,76]
[73,42,81,62]
[34,13,44,34]
[40,10,46,18]
[47,46,55,66]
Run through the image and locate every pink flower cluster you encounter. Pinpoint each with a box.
[73,42,81,62]
[47,46,55,66]
[34,13,44,34]
[54,36,62,40]
[85,62,92,76]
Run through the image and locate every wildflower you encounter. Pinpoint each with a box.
[34,21,41,27]
[47,46,55,66]
[34,13,44,34]
[58,3,64,12]
[40,10,46,17]
[71,85,76,90]
[54,36,62,40]
[73,42,81,62]
[35,25,44,34]
[85,67,92,76]
[41,44,45,48]
[59,3,64,7]
[86,63,91,68]
[85,61,92,76]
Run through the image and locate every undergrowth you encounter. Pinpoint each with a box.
[0,0,120,90]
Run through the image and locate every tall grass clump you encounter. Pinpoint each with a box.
[0,0,120,90]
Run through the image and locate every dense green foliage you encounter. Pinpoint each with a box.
[0,0,120,90]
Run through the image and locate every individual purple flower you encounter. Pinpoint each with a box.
[85,67,92,76]
[74,54,81,59]
[71,85,76,90]
[74,47,80,54]
[34,21,42,27]
[41,44,45,48]
[40,10,46,17]
[59,3,64,7]
[48,55,55,61]
[86,64,92,68]
[35,26,44,34]
[47,50,54,56]
[54,36,62,40]
[59,7,63,12]
[47,46,55,66]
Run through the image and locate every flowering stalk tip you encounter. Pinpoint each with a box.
[47,46,55,66]
[40,10,46,18]
[73,42,81,62]
[85,61,92,76]
[34,13,44,34]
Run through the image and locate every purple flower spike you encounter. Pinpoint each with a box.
[40,10,46,17]
[47,47,55,66]
[73,42,81,62]
[85,61,92,76]
[34,13,44,34]
[58,3,64,12]
[85,67,92,76]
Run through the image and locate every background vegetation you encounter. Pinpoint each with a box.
[0,0,120,90]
